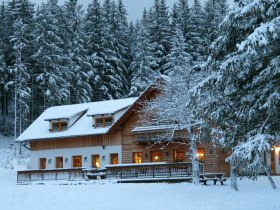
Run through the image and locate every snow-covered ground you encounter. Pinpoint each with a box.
[0,135,279,210]
[0,169,279,210]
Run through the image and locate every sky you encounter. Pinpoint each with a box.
[30,0,234,22]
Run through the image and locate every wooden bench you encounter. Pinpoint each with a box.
[200,173,227,185]
[200,177,218,185]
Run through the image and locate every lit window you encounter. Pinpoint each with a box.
[196,148,205,161]
[95,118,113,128]
[150,151,162,162]
[92,155,100,168]
[174,150,184,162]
[51,121,67,132]
[133,152,143,164]
[73,156,82,168]
[110,153,118,165]
[56,157,63,168]
[39,158,46,169]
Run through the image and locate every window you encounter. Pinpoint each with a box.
[105,118,113,127]
[73,156,82,168]
[51,121,67,132]
[150,151,162,162]
[56,157,63,168]
[197,148,205,161]
[110,153,119,165]
[133,152,143,164]
[39,158,46,169]
[95,117,113,128]
[174,150,185,162]
[92,155,100,168]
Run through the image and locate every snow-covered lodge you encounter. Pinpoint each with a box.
[16,86,280,178]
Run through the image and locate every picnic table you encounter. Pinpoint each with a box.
[199,172,226,185]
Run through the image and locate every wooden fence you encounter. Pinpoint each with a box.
[17,168,85,182]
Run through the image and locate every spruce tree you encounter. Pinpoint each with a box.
[129,21,158,96]
[197,0,280,190]
[32,0,70,109]
[63,0,93,104]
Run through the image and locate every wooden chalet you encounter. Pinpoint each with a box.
[16,81,280,181]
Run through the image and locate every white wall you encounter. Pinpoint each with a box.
[30,145,122,170]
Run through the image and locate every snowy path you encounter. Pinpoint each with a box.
[0,170,279,210]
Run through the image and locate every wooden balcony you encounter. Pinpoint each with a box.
[17,168,85,183]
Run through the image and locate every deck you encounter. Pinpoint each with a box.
[17,162,204,183]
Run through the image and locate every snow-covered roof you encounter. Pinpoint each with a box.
[44,107,88,121]
[87,99,134,116]
[16,97,137,142]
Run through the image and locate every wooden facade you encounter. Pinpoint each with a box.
[30,131,122,151]
[117,105,230,176]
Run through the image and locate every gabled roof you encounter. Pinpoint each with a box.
[107,76,165,134]
[16,97,137,142]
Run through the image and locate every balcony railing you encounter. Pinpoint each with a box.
[17,168,85,183]
[106,162,203,179]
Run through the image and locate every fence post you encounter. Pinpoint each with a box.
[169,166,172,177]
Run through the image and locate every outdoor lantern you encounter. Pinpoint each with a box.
[48,159,51,164]
[102,155,105,160]
[65,158,68,163]
[84,156,88,162]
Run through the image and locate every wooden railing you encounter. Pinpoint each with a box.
[106,162,202,179]
[17,168,85,183]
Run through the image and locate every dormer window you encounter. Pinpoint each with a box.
[95,117,113,128]
[51,121,68,132]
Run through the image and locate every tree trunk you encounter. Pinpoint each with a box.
[260,160,277,189]
[230,161,238,191]
[190,136,200,185]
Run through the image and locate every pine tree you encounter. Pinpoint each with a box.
[164,27,192,75]
[176,0,190,41]
[196,0,280,190]
[10,18,31,138]
[84,0,111,101]
[32,0,71,109]
[188,0,206,62]
[63,0,93,104]
[148,0,171,74]
[129,21,158,96]
[204,0,228,53]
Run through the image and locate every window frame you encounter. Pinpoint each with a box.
[92,155,100,168]
[95,117,113,128]
[133,152,143,164]
[39,158,46,169]
[56,157,63,168]
[110,153,119,165]
[72,155,82,168]
[51,121,68,132]
[173,150,185,162]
